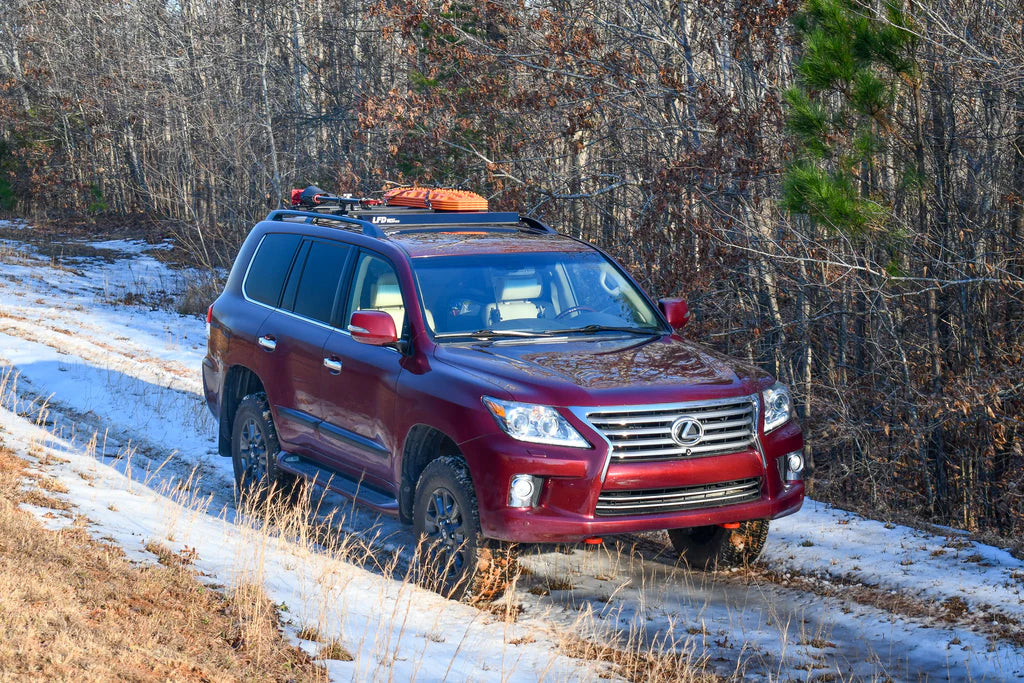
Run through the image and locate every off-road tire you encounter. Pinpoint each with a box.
[668,519,769,570]
[413,456,517,602]
[231,393,292,506]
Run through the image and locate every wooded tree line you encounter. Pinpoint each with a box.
[2,0,1021,537]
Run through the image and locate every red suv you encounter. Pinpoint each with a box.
[203,188,804,597]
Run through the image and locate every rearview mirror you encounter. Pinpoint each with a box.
[348,310,399,345]
[659,298,691,330]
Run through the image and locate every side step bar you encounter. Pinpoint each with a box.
[276,452,399,514]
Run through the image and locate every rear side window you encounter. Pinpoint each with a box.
[244,233,302,307]
[292,241,350,324]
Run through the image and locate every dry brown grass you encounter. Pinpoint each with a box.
[0,440,325,681]
[558,632,720,683]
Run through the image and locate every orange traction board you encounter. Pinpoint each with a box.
[384,187,489,212]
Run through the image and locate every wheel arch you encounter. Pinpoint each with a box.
[398,424,461,523]
[218,365,266,458]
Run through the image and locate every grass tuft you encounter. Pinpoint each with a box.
[316,640,354,661]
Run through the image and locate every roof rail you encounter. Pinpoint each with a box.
[519,216,558,235]
[265,209,385,238]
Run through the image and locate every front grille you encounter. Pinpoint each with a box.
[595,478,762,516]
[585,397,757,462]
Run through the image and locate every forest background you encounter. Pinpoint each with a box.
[1,0,1021,541]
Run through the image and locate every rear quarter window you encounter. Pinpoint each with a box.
[244,233,302,307]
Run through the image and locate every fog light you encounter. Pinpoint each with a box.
[509,474,542,508]
[785,451,805,482]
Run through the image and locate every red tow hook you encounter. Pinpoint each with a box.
[718,522,741,529]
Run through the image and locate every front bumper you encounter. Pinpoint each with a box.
[481,481,804,543]
[461,417,805,544]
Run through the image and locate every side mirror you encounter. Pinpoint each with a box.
[348,310,399,345]
[659,298,691,330]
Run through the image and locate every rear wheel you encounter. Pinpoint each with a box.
[668,519,769,570]
[231,393,291,506]
[413,457,516,601]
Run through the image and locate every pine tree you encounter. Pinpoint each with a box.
[781,0,917,239]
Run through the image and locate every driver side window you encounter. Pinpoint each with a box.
[347,253,407,336]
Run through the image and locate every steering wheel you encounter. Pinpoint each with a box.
[555,305,596,319]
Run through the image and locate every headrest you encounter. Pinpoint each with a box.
[500,276,541,301]
[372,280,403,308]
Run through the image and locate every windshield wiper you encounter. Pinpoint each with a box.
[546,325,661,336]
[433,328,557,339]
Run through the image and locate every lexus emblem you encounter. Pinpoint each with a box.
[670,416,704,447]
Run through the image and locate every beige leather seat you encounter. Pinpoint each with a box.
[485,275,549,323]
[371,274,405,333]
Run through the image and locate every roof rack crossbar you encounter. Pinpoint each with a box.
[266,209,385,238]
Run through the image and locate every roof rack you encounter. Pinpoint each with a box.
[267,185,559,239]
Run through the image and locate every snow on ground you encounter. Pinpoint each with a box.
[0,408,592,681]
[766,500,1024,622]
[1,229,1023,681]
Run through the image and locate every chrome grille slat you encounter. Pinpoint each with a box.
[694,429,754,443]
[702,418,754,431]
[610,442,753,459]
[589,405,751,425]
[599,425,678,437]
[595,492,755,512]
[609,436,678,447]
[585,397,758,463]
[601,482,756,502]
[595,478,762,516]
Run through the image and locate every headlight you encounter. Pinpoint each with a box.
[482,397,589,448]
[762,382,793,433]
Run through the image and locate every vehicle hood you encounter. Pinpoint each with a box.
[433,334,772,406]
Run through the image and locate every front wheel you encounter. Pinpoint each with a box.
[413,457,516,601]
[668,519,769,570]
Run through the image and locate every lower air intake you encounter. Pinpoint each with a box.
[595,477,762,517]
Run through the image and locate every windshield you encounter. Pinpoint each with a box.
[411,251,665,338]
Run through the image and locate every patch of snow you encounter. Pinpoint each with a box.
[0,219,31,230]
[765,500,1024,620]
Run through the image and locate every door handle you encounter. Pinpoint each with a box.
[323,357,343,374]
[258,335,277,352]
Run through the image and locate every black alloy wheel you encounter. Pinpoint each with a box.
[413,456,485,600]
[231,393,289,505]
